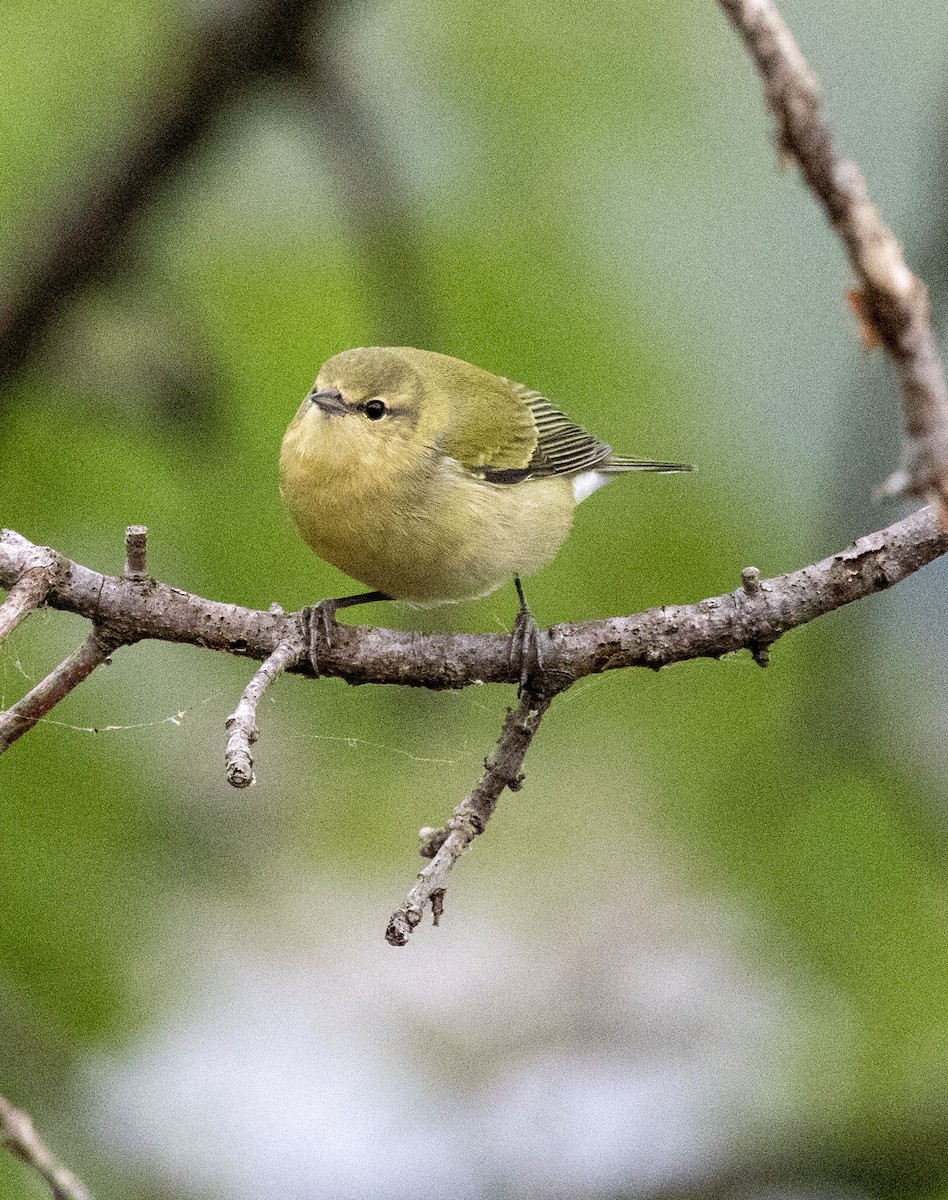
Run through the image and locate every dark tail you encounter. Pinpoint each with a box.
[605,456,693,473]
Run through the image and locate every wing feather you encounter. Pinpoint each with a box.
[506,383,614,479]
[437,367,691,484]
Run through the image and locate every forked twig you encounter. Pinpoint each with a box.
[386,687,554,945]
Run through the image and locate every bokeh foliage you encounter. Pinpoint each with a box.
[3,0,948,1196]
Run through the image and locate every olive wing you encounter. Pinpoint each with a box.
[467,380,612,483]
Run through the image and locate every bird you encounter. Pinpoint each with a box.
[280,346,691,685]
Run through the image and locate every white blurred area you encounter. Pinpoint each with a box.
[86,869,807,1199]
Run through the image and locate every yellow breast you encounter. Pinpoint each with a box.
[279,403,575,602]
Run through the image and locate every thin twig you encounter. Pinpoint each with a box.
[224,632,306,787]
[0,627,125,753]
[0,1093,91,1200]
[0,545,58,642]
[716,0,948,516]
[386,687,554,945]
[123,525,148,581]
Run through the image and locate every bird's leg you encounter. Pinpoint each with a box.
[510,576,545,696]
[302,590,390,676]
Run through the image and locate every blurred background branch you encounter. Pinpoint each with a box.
[0,0,436,409]
[0,1093,90,1200]
[0,0,326,391]
[299,41,439,348]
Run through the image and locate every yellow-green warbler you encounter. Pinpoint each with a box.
[280,347,690,670]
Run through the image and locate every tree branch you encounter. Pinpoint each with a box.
[0,545,59,641]
[0,625,126,753]
[0,1093,91,1200]
[716,0,948,515]
[224,630,307,788]
[1,507,942,939]
[0,511,943,697]
[386,687,554,945]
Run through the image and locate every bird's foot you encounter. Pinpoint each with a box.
[301,590,391,677]
[510,577,545,696]
[302,599,339,677]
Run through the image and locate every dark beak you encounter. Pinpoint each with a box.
[309,387,347,415]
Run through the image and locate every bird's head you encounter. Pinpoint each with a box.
[310,347,422,425]
[284,347,433,483]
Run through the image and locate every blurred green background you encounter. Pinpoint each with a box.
[3,0,948,1196]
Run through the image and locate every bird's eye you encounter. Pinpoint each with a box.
[364,399,387,420]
